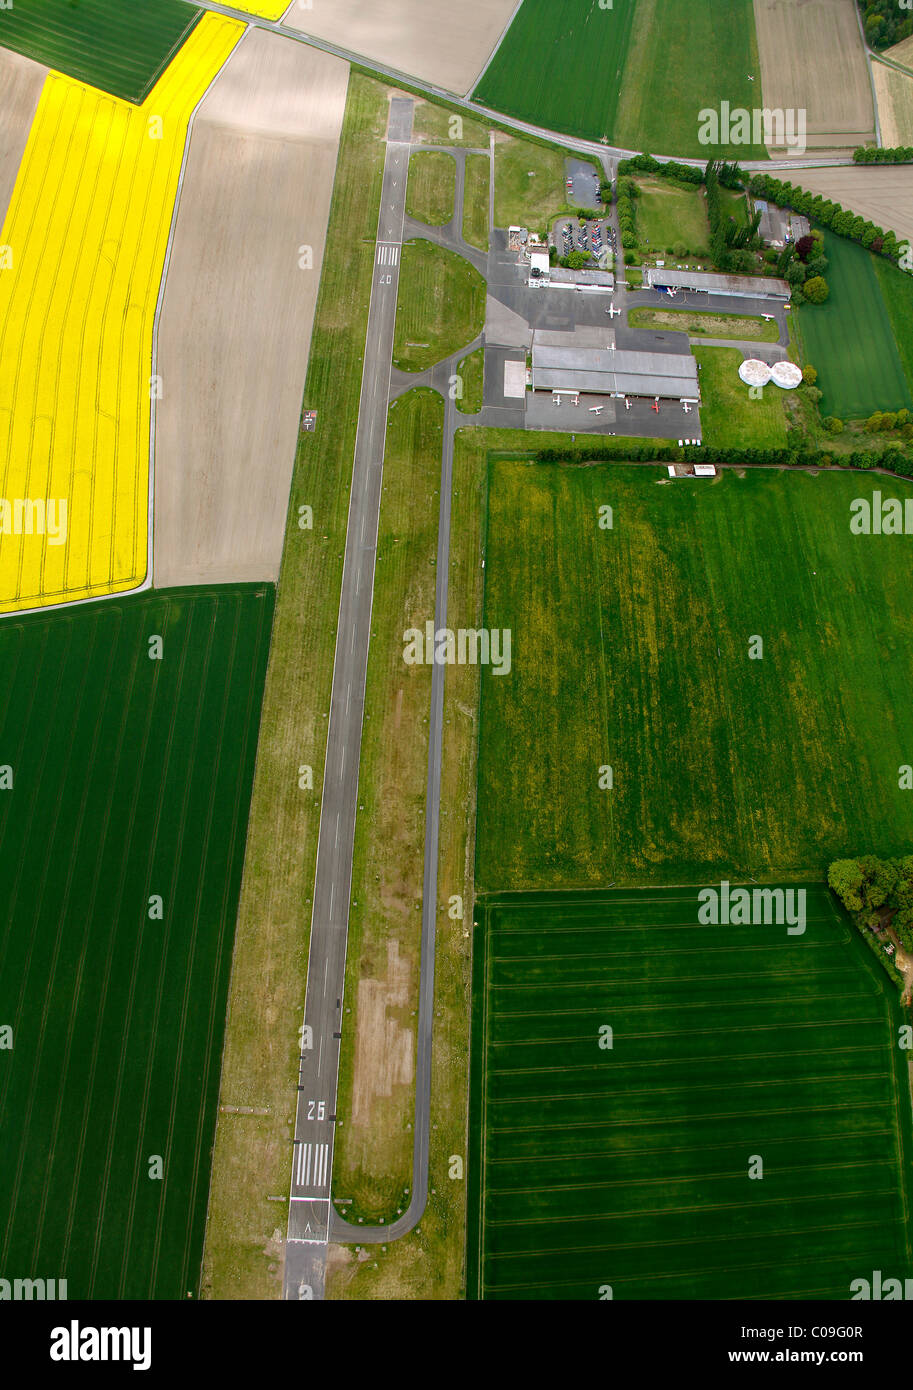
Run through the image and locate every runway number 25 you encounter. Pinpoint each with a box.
[307,1100,326,1121]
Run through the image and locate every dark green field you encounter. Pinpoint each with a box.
[0,0,201,103]
[474,0,637,143]
[798,232,913,419]
[475,0,763,158]
[467,885,913,1299]
[0,585,273,1298]
[476,461,913,891]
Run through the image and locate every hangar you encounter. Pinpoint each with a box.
[530,340,700,402]
[642,267,791,300]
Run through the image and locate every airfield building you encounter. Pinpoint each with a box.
[642,267,791,300]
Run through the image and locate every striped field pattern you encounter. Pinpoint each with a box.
[0,0,204,104]
[467,886,913,1299]
[0,13,242,615]
[0,585,274,1298]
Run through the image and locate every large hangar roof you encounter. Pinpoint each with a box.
[530,345,699,398]
[643,267,791,298]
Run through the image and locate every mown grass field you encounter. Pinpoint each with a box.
[693,346,788,447]
[872,254,913,392]
[0,585,274,1299]
[411,100,490,148]
[332,388,442,1221]
[476,461,913,892]
[474,0,637,143]
[798,232,913,418]
[634,177,710,257]
[493,135,596,232]
[406,151,455,226]
[467,885,913,1299]
[462,153,490,252]
[393,239,485,372]
[0,0,204,103]
[477,0,763,158]
[629,308,779,343]
[0,14,242,613]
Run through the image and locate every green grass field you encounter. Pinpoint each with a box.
[634,177,711,257]
[474,0,637,143]
[406,151,455,226]
[467,885,913,1299]
[873,254,913,395]
[493,136,596,232]
[476,461,913,891]
[0,0,202,103]
[462,153,490,252]
[629,308,779,343]
[476,0,764,158]
[332,388,441,1221]
[0,585,273,1298]
[694,346,788,447]
[456,347,484,414]
[798,232,913,419]
[393,239,485,372]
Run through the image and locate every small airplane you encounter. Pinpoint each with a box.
[682,402,692,414]
[651,399,661,413]
[589,406,604,415]
[605,303,621,318]
[624,397,631,410]
[762,313,774,321]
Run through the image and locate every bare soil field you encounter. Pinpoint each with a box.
[873,60,913,146]
[153,29,348,587]
[753,0,875,151]
[0,47,47,229]
[793,165,913,245]
[282,0,519,95]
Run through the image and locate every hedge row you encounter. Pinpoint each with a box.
[853,145,913,164]
[533,440,913,477]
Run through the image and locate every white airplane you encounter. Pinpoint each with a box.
[589,406,604,415]
[682,402,692,413]
[762,313,774,321]
[606,303,621,318]
[624,397,631,410]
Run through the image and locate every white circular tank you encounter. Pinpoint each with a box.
[770,360,803,389]
[738,359,772,387]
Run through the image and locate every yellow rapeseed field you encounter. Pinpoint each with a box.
[0,13,242,613]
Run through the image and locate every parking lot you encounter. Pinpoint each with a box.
[552,214,615,267]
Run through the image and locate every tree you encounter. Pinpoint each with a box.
[565,250,589,269]
[824,416,844,435]
[795,233,816,262]
[802,364,817,386]
[803,275,829,303]
[828,859,864,913]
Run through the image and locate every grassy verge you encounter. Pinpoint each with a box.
[406,151,456,226]
[462,153,490,252]
[327,425,486,1299]
[694,345,788,447]
[456,347,484,414]
[873,253,913,390]
[629,307,780,342]
[494,134,598,232]
[393,240,486,372]
[201,71,390,1302]
[330,388,442,1222]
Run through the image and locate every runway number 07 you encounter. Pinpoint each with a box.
[307,1100,326,1121]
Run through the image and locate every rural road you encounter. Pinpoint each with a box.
[186,0,854,175]
[282,95,414,1302]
